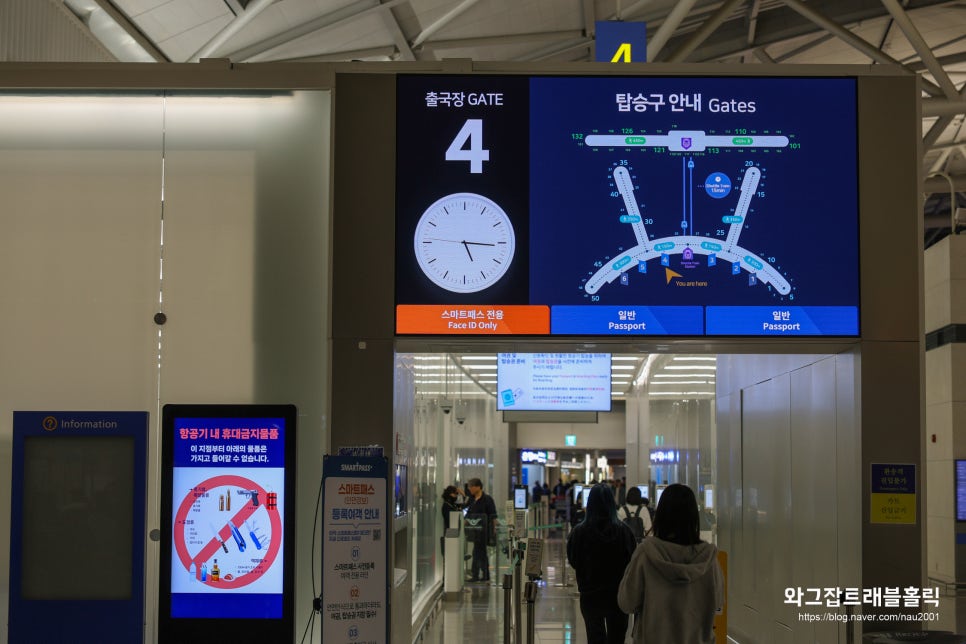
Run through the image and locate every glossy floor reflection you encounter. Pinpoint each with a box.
[419,534,631,644]
[418,535,966,643]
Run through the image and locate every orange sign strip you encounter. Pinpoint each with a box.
[396,305,550,335]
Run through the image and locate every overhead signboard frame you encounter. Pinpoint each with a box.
[394,73,860,338]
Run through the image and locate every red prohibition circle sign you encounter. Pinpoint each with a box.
[174,474,282,590]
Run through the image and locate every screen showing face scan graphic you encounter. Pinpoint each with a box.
[396,75,859,337]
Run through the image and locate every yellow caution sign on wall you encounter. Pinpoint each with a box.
[870,463,916,525]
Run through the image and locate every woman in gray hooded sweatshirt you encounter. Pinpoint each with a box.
[617,483,724,643]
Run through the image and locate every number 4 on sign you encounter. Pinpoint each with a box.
[446,118,490,173]
[611,43,632,63]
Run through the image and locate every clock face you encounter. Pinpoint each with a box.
[413,192,516,294]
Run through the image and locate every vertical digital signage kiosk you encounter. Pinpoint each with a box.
[8,411,148,644]
[159,404,297,643]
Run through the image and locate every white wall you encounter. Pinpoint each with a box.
[716,353,860,644]
[0,92,331,643]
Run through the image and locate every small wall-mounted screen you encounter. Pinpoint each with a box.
[497,353,612,411]
[394,464,408,517]
[21,436,134,600]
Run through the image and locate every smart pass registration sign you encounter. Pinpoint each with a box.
[322,455,390,644]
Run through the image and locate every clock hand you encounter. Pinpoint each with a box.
[423,237,463,244]
[461,240,474,261]
[463,241,496,247]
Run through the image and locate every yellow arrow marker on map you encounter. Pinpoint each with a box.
[665,267,682,284]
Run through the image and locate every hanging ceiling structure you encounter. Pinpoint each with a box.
[43,0,966,244]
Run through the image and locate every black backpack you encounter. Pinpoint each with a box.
[622,504,645,542]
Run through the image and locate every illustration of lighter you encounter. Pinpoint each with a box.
[209,523,229,553]
[228,522,246,552]
[245,520,263,550]
[237,489,260,506]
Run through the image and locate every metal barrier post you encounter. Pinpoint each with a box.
[514,545,523,644]
[525,580,538,644]
[845,604,854,644]
[503,573,513,644]
[842,592,854,644]
[497,524,508,585]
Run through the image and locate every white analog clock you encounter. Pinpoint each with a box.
[413,192,516,293]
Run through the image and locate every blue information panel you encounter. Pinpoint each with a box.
[395,75,859,337]
[160,404,296,643]
[9,411,148,644]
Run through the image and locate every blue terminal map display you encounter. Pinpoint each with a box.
[395,75,859,337]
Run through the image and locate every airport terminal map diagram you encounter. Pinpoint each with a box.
[527,76,859,315]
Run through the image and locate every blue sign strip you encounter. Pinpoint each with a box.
[172,416,286,468]
[705,306,859,336]
[324,455,389,480]
[551,305,704,334]
[871,463,916,494]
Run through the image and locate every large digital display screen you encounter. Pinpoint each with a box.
[396,75,859,337]
[159,404,296,641]
[497,352,612,411]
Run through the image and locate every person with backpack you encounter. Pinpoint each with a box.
[617,486,652,542]
[567,484,637,644]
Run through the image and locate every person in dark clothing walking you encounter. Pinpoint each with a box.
[464,477,497,582]
[532,481,543,503]
[567,484,637,644]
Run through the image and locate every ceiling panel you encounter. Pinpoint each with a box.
[30,0,966,239]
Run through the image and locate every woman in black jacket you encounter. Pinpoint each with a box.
[566,484,637,644]
[440,485,462,529]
